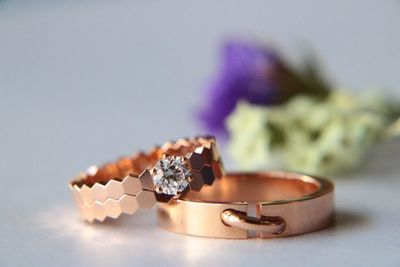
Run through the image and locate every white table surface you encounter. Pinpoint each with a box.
[1,1,400,266]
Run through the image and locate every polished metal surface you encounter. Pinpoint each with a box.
[69,136,224,221]
[158,172,334,238]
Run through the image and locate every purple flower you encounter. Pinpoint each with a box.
[198,39,329,137]
[198,40,283,136]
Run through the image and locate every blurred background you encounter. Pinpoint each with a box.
[0,1,400,266]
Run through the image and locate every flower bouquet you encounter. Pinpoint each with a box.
[198,39,400,175]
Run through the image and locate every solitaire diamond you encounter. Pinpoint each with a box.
[151,155,191,195]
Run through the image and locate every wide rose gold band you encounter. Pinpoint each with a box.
[157,171,334,239]
[69,136,224,222]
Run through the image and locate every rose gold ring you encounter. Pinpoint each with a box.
[157,171,334,239]
[69,136,224,222]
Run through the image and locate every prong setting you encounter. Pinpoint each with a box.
[150,155,192,196]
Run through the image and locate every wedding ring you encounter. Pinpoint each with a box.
[69,136,224,222]
[157,171,334,238]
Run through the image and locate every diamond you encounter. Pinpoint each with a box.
[151,155,191,195]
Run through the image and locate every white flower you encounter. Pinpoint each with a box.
[227,102,272,170]
[226,90,394,175]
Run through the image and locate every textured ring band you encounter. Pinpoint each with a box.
[69,136,224,222]
[157,171,334,239]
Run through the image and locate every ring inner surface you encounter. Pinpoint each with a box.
[184,172,320,203]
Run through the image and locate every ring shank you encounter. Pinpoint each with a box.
[157,171,334,239]
[183,172,322,203]
[69,136,223,222]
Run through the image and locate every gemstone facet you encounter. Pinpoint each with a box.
[151,155,191,195]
